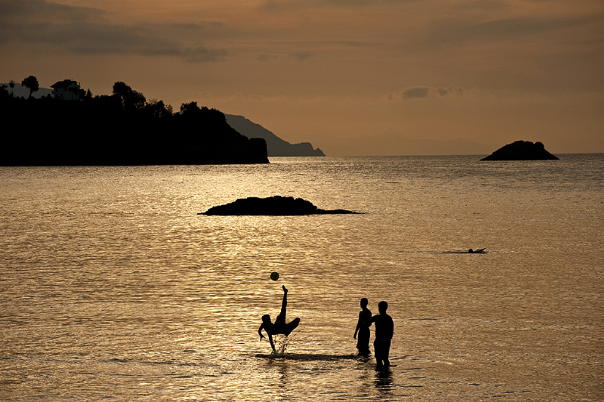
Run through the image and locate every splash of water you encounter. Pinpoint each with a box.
[271,334,293,356]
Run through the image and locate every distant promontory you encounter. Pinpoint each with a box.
[200,196,359,215]
[225,114,325,157]
[481,141,559,161]
[0,80,268,166]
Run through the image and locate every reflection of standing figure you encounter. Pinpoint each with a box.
[364,301,394,370]
[258,285,300,353]
[354,298,372,357]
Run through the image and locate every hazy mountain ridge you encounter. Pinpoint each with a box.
[302,128,499,156]
[225,114,325,157]
[4,83,498,157]
[226,113,498,156]
[0,83,53,98]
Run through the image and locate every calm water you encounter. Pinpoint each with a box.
[1,155,602,401]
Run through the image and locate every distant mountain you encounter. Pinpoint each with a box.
[300,128,498,156]
[0,83,53,99]
[225,114,325,157]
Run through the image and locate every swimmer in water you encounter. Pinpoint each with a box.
[258,285,300,353]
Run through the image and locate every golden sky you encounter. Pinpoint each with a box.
[2,0,603,155]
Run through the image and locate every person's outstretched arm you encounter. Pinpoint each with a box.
[258,324,265,340]
[362,315,376,328]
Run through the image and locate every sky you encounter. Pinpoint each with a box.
[2,0,603,155]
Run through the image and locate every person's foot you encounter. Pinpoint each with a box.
[282,285,288,294]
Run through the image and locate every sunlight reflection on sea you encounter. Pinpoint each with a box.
[1,155,602,400]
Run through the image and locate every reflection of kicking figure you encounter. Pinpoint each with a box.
[258,285,301,353]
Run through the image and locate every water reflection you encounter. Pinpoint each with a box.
[277,362,290,392]
[1,157,601,401]
[374,368,394,394]
[256,353,358,361]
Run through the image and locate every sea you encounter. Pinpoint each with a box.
[1,155,602,401]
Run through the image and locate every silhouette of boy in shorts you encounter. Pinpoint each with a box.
[258,285,300,353]
[364,301,394,370]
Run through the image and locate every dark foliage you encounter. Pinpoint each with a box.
[21,75,39,99]
[0,82,268,166]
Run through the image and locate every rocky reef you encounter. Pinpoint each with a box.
[481,141,558,161]
[200,196,359,215]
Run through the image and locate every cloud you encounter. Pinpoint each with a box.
[0,0,105,24]
[185,46,228,63]
[402,87,429,99]
[0,0,228,62]
[395,86,465,99]
[258,53,278,62]
[290,51,312,61]
[425,14,604,47]
[437,86,464,96]
[263,0,418,10]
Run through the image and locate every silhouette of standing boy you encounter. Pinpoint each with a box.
[354,298,372,357]
[258,285,300,353]
[364,301,394,370]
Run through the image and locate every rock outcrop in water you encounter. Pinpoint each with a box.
[200,196,360,215]
[481,141,558,161]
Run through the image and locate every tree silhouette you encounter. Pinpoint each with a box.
[84,89,93,101]
[21,76,39,99]
[0,80,268,165]
[112,81,146,111]
[180,101,200,114]
[144,99,173,118]
[9,80,15,96]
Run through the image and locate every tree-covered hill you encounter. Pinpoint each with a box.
[0,81,268,166]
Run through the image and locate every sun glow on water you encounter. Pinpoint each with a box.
[1,155,602,400]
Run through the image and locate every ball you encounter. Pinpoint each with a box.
[270,271,279,281]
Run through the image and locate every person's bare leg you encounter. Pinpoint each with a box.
[280,285,288,321]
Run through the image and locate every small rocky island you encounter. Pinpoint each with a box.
[200,196,360,215]
[481,141,558,161]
